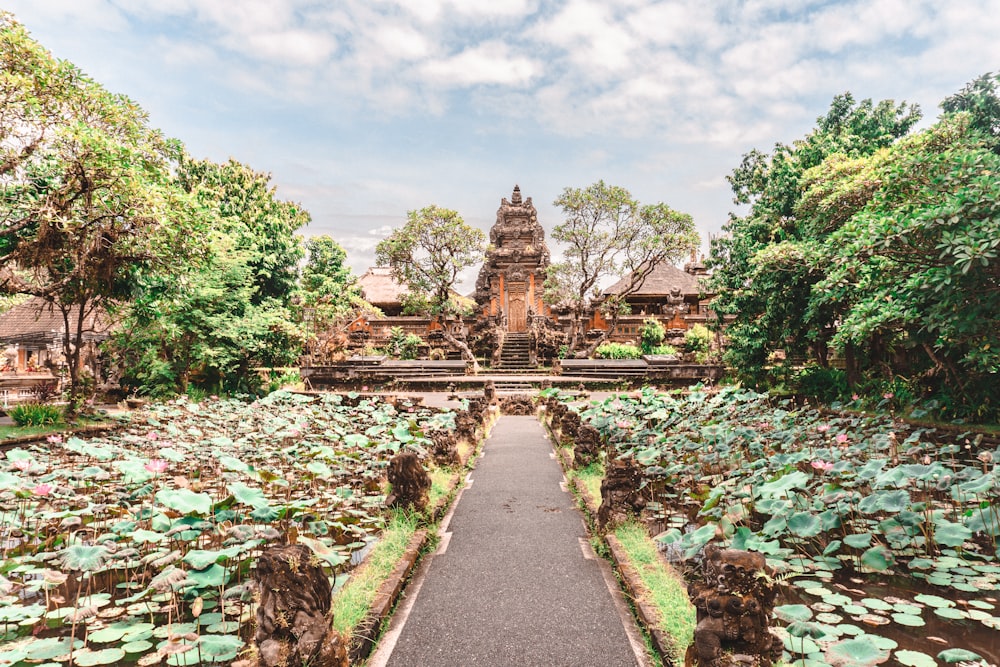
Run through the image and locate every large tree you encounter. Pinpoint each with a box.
[375,205,485,370]
[0,14,200,407]
[543,181,698,355]
[707,94,921,383]
[109,158,309,396]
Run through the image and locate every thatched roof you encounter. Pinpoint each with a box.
[603,262,703,297]
[0,297,111,346]
[358,267,407,307]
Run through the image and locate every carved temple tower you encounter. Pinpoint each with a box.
[474,186,551,332]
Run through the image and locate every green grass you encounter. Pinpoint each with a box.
[613,521,695,665]
[428,466,455,510]
[331,509,421,636]
[0,423,65,440]
[567,459,604,506]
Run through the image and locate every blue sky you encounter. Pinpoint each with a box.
[5,0,999,286]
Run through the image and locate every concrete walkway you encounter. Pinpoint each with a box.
[370,415,648,667]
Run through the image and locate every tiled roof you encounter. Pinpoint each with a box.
[603,262,703,297]
[0,298,111,345]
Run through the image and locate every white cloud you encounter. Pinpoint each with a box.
[418,42,539,87]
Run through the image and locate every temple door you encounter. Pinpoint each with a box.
[508,283,527,332]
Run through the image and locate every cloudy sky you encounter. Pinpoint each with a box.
[5,0,999,285]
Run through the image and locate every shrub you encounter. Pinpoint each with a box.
[683,323,711,354]
[9,402,63,427]
[639,317,666,354]
[650,344,678,356]
[401,334,423,360]
[595,343,643,359]
[793,366,848,404]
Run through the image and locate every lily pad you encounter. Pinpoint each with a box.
[825,637,890,667]
[890,613,925,627]
[74,647,127,666]
[155,488,213,515]
[913,594,954,608]
[775,604,814,622]
[894,650,935,667]
[937,648,982,663]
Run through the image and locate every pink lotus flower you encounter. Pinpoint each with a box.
[32,483,53,496]
[817,424,831,433]
[12,459,31,471]
[210,395,218,400]
[361,386,369,392]
[811,460,834,472]
[46,434,63,444]
[144,459,168,474]
[852,394,860,401]
[616,420,631,429]
[147,431,159,441]
[883,392,894,400]
[835,433,849,445]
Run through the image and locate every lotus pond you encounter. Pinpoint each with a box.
[577,386,999,667]
[0,391,456,666]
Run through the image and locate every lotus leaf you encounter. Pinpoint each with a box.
[196,634,244,662]
[859,546,892,571]
[25,637,83,660]
[226,482,269,509]
[155,489,213,515]
[937,649,982,663]
[825,637,890,667]
[60,544,110,572]
[932,607,967,620]
[122,640,154,654]
[890,613,924,627]
[775,604,814,622]
[73,647,126,666]
[913,593,953,608]
[187,564,229,588]
[788,512,823,538]
[758,470,810,499]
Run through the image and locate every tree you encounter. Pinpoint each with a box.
[375,205,485,370]
[0,14,201,407]
[109,157,310,396]
[543,181,698,355]
[801,112,999,420]
[707,94,921,383]
[941,71,1000,152]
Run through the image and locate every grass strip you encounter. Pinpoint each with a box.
[428,466,455,510]
[332,509,421,636]
[613,521,695,665]
[568,459,604,506]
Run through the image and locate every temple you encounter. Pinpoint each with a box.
[474,185,552,332]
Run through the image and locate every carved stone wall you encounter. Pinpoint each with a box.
[474,185,552,333]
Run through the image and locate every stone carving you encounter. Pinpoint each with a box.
[499,394,535,415]
[685,545,781,667]
[573,424,602,468]
[249,544,348,667]
[428,429,460,467]
[385,452,431,511]
[596,456,646,530]
[559,409,581,444]
[663,286,689,317]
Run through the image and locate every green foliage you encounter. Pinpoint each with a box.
[792,366,848,404]
[649,344,678,355]
[594,343,643,359]
[639,317,665,354]
[386,327,423,360]
[376,205,484,366]
[0,15,202,404]
[8,402,62,427]
[683,323,711,354]
[109,159,308,397]
[708,78,1000,421]
[300,235,357,326]
[543,181,698,353]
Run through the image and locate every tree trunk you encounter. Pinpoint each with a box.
[844,343,859,388]
[581,307,619,359]
[439,318,480,374]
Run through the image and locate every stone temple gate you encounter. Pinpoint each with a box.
[474,186,552,333]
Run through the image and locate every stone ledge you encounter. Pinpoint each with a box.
[607,534,678,666]
[348,528,429,663]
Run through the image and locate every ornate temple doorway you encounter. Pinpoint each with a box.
[507,283,527,332]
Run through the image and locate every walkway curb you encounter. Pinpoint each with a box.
[607,534,679,666]
[348,528,429,663]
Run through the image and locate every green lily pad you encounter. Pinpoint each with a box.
[187,563,229,588]
[825,637,890,667]
[933,607,968,620]
[894,650,935,667]
[860,598,892,611]
[860,545,892,571]
[74,647,126,666]
[891,613,925,627]
[196,634,244,662]
[775,604,814,622]
[25,637,83,660]
[60,544,111,572]
[788,512,823,538]
[122,639,154,653]
[155,488,212,515]
[937,648,982,663]
[913,593,954,608]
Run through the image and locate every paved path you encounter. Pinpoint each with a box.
[371,415,647,667]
